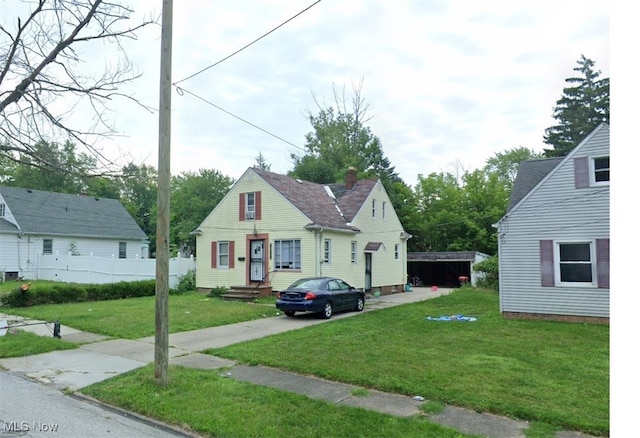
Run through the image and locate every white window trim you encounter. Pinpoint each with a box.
[589,155,609,186]
[218,241,230,269]
[554,240,597,287]
[372,199,376,218]
[43,239,53,255]
[382,201,387,220]
[245,192,256,219]
[274,239,301,270]
[394,244,399,260]
[351,241,357,264]
[324,239,331,264]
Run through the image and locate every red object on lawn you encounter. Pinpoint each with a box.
[431,285,438,292]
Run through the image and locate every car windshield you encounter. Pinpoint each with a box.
[288,278,325,290]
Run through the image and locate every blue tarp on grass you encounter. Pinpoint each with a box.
[426,315,477,322]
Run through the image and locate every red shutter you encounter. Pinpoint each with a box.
[239,193,245,221]
[574,157,589,188]
[540,240,554,287]
[596,238,610,288]
[229,241,235,269]
[255,191,262,220]
[211,241,217,268]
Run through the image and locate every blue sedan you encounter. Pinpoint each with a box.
[276,277,365,319]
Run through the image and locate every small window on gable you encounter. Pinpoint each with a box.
[351,241,357,263]
[592,156,609,184]
[394,244,399,260]
[246,192,255,219]
[0,203,5,216]
[372,199,377,218]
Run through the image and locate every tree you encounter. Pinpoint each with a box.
[543,55,609,157]
[0,1,157,174]
[291,80,400,185]
[170,169,234,256]
[484,146,542,191]
[254,151,271,171]
[118,163,158,255]
[0,140,97,193]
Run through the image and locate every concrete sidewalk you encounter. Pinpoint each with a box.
[1,288,596,438]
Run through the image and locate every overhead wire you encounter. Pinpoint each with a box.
[173,0,322,86]
[171,1,323,152]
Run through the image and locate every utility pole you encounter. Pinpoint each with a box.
[155,0,173,386]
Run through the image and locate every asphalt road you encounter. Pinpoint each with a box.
[0,372,192,438]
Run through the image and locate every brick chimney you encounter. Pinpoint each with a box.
[346,167,357,190]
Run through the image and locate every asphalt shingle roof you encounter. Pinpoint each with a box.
[506,158,563,212]
[0,186,148,240]
[252,168,378,231]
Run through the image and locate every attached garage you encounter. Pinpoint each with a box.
[407,251,490,287]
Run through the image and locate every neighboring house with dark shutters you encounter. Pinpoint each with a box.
[193,167,411,296]
[0,186,149,281]
[495,123,609,323]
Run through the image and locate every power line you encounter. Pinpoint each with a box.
[173,0,322,86]
[175,86,306,152]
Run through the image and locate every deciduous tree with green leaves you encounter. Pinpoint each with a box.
[543,55,609,157]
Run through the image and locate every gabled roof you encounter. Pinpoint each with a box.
[506,158,563,212]
[505,123,609,214]
[0,186,148,240]
[251,168,379,232]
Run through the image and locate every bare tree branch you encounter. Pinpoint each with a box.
[0,0,159,176]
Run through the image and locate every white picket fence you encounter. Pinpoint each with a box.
[36,254,196,288]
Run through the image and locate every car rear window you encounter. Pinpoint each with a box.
[289,278,325,289]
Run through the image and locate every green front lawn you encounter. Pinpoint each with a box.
[4,292,279,339]
[206,289,609,435]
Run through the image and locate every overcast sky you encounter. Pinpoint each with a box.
[6,0,611,187]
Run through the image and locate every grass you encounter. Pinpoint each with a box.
[82,365,472,438]
[205,289,609,436]
[2,286,609,436]
[3,292,279,339]
[0,330,77,358]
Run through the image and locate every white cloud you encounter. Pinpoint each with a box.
[36,0,608,187]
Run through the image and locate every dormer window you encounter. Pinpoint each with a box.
[0,203,4,216]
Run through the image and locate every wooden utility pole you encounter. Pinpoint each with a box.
[155,0,173,386]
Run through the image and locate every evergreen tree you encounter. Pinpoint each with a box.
[543,55,609,157]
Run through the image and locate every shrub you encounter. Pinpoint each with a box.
[473,255,499,291]
[170,270,196,295]
[207,286,228,298]
[1,280,156,307]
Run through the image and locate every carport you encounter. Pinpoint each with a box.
[407,251,489,288]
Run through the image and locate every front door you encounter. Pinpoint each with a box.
[250,240,265,283]
[364,253,372,292]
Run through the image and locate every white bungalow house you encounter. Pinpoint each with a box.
[193,167,411,296]
[495,123,609,323]
[0,186,149,281]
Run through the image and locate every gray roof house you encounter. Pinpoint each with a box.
[495,124,609,323]
[0,186,149,281]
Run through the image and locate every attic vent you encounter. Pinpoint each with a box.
[94,197,99,201]
[323,185,336,199]
[27,189,32,193]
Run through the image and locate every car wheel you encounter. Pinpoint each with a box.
[321,301,333,319]
[354,296,365,312]
[284,311,295,317]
